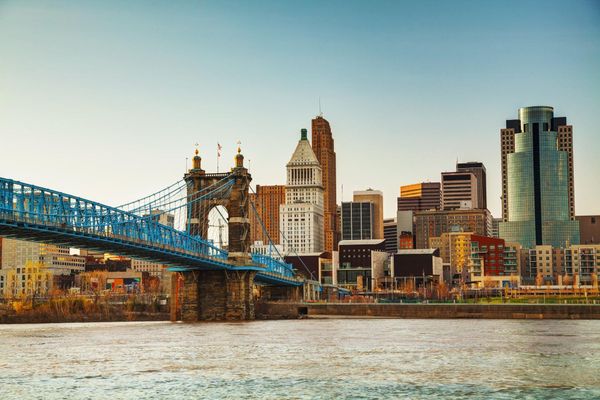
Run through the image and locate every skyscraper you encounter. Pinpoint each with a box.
[499,106,580,248]
[341,201,375,240]
[353,189,384,239]
[383,218,398,253]
[456,161,487,209]
[249,185,286,245]
[280,129,324,254]
[397,182,441,212]
[311,116,338,253]
[441,171,479,210]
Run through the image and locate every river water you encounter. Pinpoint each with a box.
[1,319,599,399]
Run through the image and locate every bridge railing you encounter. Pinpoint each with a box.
[0,178,228,261]
[251,253,295,278]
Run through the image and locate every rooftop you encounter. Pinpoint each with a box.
[339,239,386,246]
[396,249,439,255]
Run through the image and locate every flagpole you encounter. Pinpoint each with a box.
[217,142,223,173]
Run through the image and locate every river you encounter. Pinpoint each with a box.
[1,319,599,399]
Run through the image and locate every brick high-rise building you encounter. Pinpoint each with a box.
[577,215,600,245]
[312,115,338,252]
[249,184,286,245]
[414,208,491,249]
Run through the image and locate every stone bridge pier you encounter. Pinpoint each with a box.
[176,270,256,321]
[171,147,258,322]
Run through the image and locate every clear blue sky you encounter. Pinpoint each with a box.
[1,0,599,219]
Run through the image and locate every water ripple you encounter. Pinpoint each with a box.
[1,319,600,399]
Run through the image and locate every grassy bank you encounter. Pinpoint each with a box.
[0,295,169,324]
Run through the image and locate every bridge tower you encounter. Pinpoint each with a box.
[177,146,256,321]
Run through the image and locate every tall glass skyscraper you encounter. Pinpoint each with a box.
[499,106,579,249]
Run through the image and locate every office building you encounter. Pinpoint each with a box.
[249,185,286,245]
[499,106,580,248]
[0,238,85,275]
[491,217,502,238]
[397,210,414,249]
[429,231,472,282]
[0,238,85,296]
[577,215,600,245]
[383,218,398,253]
[391,249,443,285]
[414,208,491,249]
[397,182,441,212]
[337,239,386,291]
[441,171,479,210]
[312,115,339,253]
[353,189,384,239]
[131,259,165,277]
[284,252,329,282]
[143,209,175,228]
[341,201,374,241]
[456,161,487,209]
[280,129,324,254]
[429,233,522,287]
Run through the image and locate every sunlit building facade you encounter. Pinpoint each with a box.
[499,106,579,249]
[280,129,324,254]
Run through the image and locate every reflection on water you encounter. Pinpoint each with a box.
[1,319,599,399]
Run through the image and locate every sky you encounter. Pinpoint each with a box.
[1,0,599,219]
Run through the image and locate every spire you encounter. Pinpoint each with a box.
[318,97,323,117]
[192,145,202,170]
[301,128,308,141]
[287,129,320,167]
[235,141,244,168]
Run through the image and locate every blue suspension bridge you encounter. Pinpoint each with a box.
[0,148,308,320]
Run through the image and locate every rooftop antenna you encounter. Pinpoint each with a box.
[318,97,323,117]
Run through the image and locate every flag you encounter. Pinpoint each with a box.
[217,142,222,157]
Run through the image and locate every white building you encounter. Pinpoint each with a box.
[131,259,165,277]
[143,209,175,228]
[280,129,324,255]
[250,241,285,261]
[0,238,85,275]
[0,238,86,297]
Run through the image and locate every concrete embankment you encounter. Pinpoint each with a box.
[256,302,600,320]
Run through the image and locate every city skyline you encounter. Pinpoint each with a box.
[1,1,599,220]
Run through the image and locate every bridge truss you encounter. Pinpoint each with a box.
[0,176,301,286]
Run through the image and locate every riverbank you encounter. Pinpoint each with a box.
[0,296,169,324]
[257,302,600,319]
[0,311,170,324]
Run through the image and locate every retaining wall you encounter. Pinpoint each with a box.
[256,302,600,320]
